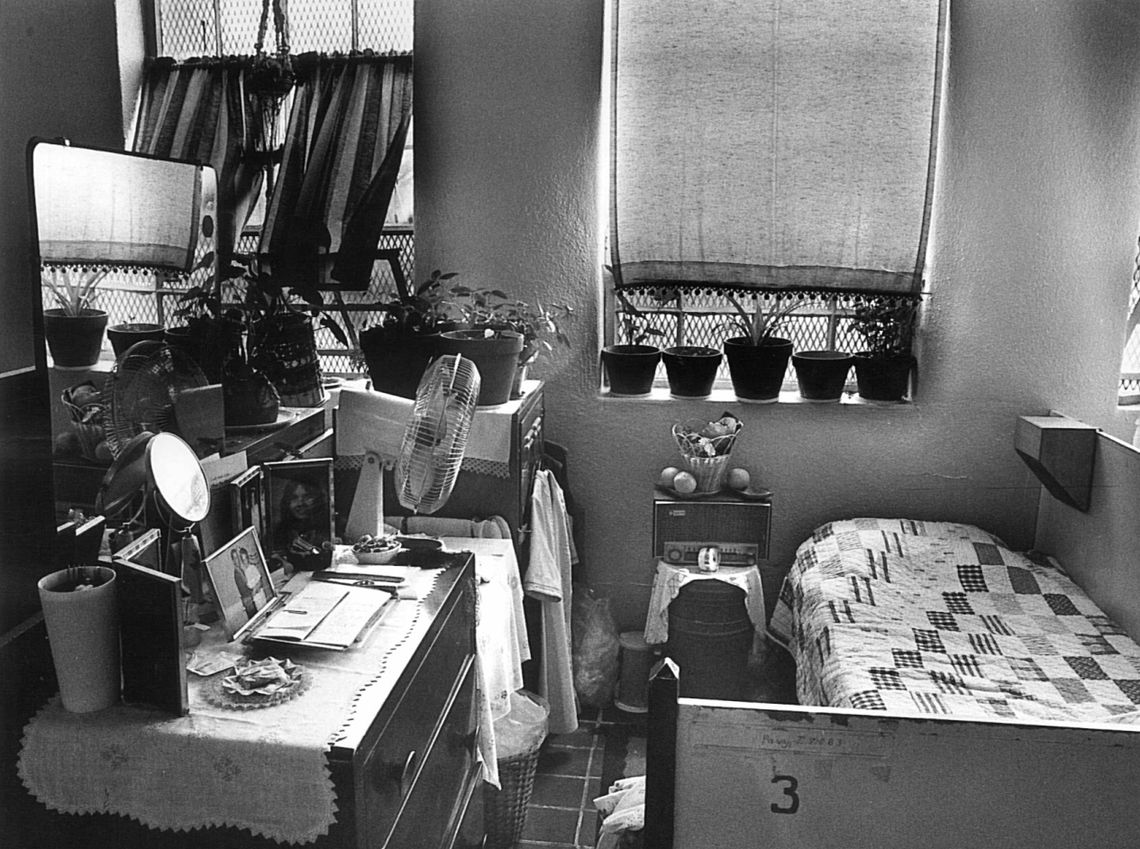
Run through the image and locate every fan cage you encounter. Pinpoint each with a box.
[395,354,481,514]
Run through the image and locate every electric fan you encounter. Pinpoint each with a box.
[339,354,481,542]
[102,340,208,459]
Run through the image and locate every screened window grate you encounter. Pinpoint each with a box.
[155,0,413,59]
[1119,235,1140,405]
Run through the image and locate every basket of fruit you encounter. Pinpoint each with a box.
[671,414,742,492]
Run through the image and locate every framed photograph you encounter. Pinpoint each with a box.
[228,465,266,546]
[203,527,276,639]
[263,458,335,573]
[113,527,165,574]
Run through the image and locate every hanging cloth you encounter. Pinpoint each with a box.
[523,469,579,735]
[132,58,265,266]
[259,53,413,291]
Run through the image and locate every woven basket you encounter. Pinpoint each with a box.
[484,746,541,849]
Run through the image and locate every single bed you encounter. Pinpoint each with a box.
[767,517,1140,725]
[643,424,1140,849]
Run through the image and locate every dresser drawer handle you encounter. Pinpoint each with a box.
[399,750,418,796]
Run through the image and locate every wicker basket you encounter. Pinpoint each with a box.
[484,746,542,849]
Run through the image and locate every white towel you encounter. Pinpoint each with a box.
[523,469,579,735]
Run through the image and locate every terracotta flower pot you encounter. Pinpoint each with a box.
[602,344,661,396]
[43,308,108,369]
[723,336,793,403]
[662,346,722,399]
[791,350,854,402]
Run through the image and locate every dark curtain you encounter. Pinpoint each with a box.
[259,53,413,291]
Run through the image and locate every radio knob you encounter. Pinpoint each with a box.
[666,548,683,562]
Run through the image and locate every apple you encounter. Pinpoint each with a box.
[673,470,698,494]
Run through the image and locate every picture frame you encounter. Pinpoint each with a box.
[263,457,335,573]
[228,465,266,548]
[203,527,276,640]
[113,527,165,574]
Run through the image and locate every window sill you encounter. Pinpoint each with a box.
[598,385,916,409]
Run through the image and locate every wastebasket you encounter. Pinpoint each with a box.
[614,631,651,713]
[485,690,549,849]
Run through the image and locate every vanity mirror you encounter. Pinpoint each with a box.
[28,138,220,514]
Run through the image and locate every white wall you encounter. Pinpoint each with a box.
[417,0,1140,629]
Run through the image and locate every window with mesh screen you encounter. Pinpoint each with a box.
[128,0,417,375]
[607,0,946,393]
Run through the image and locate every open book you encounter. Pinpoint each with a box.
[234,580,394,651]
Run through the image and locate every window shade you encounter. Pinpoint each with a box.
[610,0,946,297]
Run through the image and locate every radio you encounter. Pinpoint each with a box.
[653,492,771,567]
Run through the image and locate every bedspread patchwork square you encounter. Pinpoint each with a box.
[1045,594,1081,616]
[942,592,974,614]
[912,628,947,653]
[1006,566,1043,594]
[957,564,988,592]
[926,611,959,631]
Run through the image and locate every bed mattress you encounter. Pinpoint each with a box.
[768,518,1140,724]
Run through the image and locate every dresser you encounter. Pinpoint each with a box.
[16,554,484,849]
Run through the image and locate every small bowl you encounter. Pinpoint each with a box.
[354,544,401,565]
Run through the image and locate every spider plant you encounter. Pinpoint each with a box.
[723,294,806,345]
[41,265,109,316]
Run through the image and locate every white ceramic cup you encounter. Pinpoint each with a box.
[37,566,120,713]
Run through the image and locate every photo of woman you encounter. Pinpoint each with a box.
[264,459,334,574]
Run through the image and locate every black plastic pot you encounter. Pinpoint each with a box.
[662,346,722,399]
[164,318,242,384]
[792,350,854,402]
[43,308,108,369]
[602,344,661,396]
[250,312,324,406]
[437,328,525,407]
[360,330,441,399]
[107,322,166,358]
[723,336,793,403]
[853,352,915,402]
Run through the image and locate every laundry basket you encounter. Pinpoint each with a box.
[484,690,549,849]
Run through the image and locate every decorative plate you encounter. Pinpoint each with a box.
[203,665,310,711]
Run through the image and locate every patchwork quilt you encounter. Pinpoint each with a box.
[768,518,1140,724]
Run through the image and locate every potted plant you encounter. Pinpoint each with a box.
[445,282,572,400]
[662,345,722,399]
[41,266,110,368]
[791,349,855,402]
[722,295,805,403]
[107,318,166,357]
[168,252,245,384]
[849,297,917,402]
[603,297,664,396]
[236,255,345,407]
[358,269,458,398]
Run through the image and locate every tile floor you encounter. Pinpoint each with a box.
[513,708,615,849]
[511,641,796,848]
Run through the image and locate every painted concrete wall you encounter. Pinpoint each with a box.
[417,0,1140,629]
